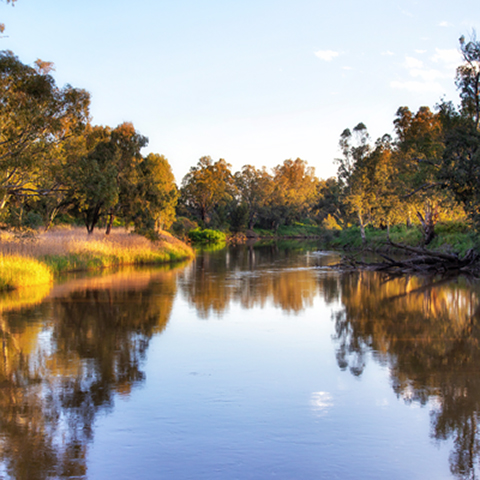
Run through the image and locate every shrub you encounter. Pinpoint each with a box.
[188,227,226,245]
[322,214,342,231]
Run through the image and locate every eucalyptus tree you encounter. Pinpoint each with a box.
[124,153,178,235]
[270,158,319,227]
[234,165,273,229]
[0,51,90,220]
[394,106,465,243]
[439,34,480,227]
[457,32,480,129]
[66,123,148,234]
[180,156,235,225]
[335,123,373,242]
[67,126,119,233]
[104,122,148,234]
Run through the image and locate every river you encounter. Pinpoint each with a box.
[0,242,479,479]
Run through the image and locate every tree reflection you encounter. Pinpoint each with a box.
[0,268,178,480]
[180,244,328,316]
[330,271,480,479]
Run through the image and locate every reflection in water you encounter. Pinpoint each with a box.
[179,245,340,316]
[331,271,480,479]
[2,245,480,479]
[0,266,179,480]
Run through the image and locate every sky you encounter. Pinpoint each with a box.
[1,0,478,183]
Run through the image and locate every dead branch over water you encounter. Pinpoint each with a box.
[331,240,480,276]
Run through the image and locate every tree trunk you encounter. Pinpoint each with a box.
[44,206,59,232]
[358,211,366,244]
[417,205,438,245]
[105,211,114,235]
[85,204,102,234]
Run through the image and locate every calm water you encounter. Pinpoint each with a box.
[1,243,480,479]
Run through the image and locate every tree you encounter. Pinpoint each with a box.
[68,126,119,233]
[441,123,480,227]
[104,122,148,234]
[180,156,235,224]
[457,32,480,129]
[0,51,90,218]
[65,123,148,234]
[125,153,178,234]
[234,165,273,229]
[393,106,457,244]
[315,176,344,226]
[269,158,319,228]
[335,123,373,242]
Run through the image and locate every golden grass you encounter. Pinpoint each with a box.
[0,226,194,289]
[0,253,53,290]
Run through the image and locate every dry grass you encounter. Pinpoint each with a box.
[0,226,194,287]
[0,254,53,290]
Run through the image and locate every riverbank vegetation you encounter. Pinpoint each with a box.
[0,18,480,261]
[175,33,480,256]
[0,227,194,289]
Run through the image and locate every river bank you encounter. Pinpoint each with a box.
[0,227,194,290]
[240,222,478,257]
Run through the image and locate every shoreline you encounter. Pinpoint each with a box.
[0,227,194,291]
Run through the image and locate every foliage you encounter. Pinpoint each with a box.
[441,122,480,226]
[322,214,342,230]
[457,32,480,129]
[269,158,319,227]
[181,157,235,224]
[0,50,90,208]
[124,153,178,235]
[0,254,53,290]
[0,227,193,286]
[3,31,480,251]
[171,216,198,238]
[234,165,273,229]
[187,227,226,245]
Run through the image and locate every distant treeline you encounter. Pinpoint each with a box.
[0,32,479,242]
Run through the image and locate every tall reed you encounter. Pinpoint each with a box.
[0,227,194,290]
[0,253,53,290]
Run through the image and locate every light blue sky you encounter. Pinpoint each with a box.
[1,0,477,182]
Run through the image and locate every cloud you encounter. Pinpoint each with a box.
[390,80,445,93]
[439,21,451,27]
[431,48,462,69]
[415,49,427,54]
[342,66,353,70]
[404,56,424,69]
[381,50,395,56]
[311,391,333,413]
[390,52,456,94]
[314,50,340,61]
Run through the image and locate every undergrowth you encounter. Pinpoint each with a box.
[0,227,194,290]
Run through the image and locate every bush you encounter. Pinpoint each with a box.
[188,227,226,245]
[322,214,342,230]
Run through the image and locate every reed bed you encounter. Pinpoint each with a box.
[0,227,194,289]
[0,254,53,290]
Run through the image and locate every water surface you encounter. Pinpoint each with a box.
[0,244,479,479]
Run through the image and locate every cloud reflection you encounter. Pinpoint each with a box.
[311,391,334,414]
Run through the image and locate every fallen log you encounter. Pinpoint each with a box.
[330,241,480,276]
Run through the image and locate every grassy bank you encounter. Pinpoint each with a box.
[0,254,53,290]
[326,223,478,256]
[0,227,194,290]
[243,220,478,257]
